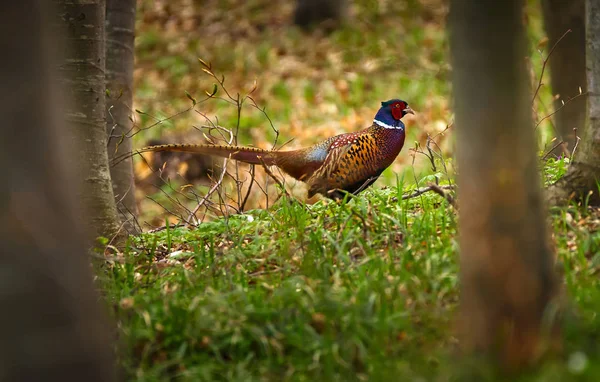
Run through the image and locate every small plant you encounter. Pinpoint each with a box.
[543,156,570,185]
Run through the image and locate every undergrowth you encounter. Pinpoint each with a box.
[103,160,600,381]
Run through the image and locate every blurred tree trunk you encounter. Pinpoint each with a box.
[541,0,586,154]
[294,0,346,30]
[105,0,139,234]
[56,0,121,241]
[547,0,600,205]
[450,0,559,368]
[0,2,115,380]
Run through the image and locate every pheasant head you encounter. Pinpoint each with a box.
[373,99,415,130]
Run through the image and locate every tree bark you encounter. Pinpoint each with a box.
[0,2,115,380]
[450,0,559,368]
[105,0,139,234]
[541,0,586,153]
[56,0,121,242]
[547,0,600,206]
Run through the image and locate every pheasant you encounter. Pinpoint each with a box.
[131,99,414,199]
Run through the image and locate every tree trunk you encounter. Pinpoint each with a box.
[450,0,559,368]
[105,0,139,234]
[541,0,586,153]
[547,0,600,206]
[56,0,121,241]
[0,2,115,380]
[294,0,346,30]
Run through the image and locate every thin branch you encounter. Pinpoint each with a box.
[186,157,229,226]
[126,62,284,228]
[531,29,572,105]
[128,105,196,138]
[240,165,256,211]
[535,94,563,145]
[571,130,582,160]
[247,95,280,148]
[258,157,290,199]
[146,195,190,225]
[534,92,588,130]
[153,181,195,218]
[541,139,566,160]
[393,184,456,206]
[428,183,456,207]
[147,223,186,233]
[401,184,454,200]
[354,176,378,195]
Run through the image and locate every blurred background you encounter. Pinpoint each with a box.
[131,0,552,225]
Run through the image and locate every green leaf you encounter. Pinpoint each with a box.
[185,91,197,106]
[206,83,218,97]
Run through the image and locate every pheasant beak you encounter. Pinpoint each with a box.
[404,107,415,115]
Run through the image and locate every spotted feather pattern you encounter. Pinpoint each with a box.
[306,124,405,198]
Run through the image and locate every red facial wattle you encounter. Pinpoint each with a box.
[391,102,405,120]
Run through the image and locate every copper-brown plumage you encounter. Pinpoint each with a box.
[127,100,414,199]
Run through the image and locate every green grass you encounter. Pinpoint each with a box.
[106,184,457,380]
[103,159,600,380]
[112,1,600,379]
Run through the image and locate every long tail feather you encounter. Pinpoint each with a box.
[132,143,278,166]
[110,143,314,181]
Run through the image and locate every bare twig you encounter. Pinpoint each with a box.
[126,61,286,229]
[153,182,195,220]
[428,183,456,207]
[534,92,588,130]
[541,138,566,160]
[393,184,456,207]
[571,130,582,160]
[531,29,572,105]
[258,157,290,199]
[252,177,271,204]
[247,95,280,148]
[147,223,186,233]
[354,176,378,195]
[115,196,143,235]
[240,165,256,211]
[428,136,454,188]
[409,127,454,193]
[186,157,229,226]
[146,195,190,225]
[534,94,573,157]
[400,184,454,200]
[129,105,197,138]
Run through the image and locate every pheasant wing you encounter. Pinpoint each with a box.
[307,134,379,198]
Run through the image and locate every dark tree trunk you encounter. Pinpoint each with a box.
[105,0,139,233]
[56,0,121,242]
[547,0,600,206]
[450,0,559,368]
[0,2,115,380]
[542,0,586,153]
[294,0,346,30]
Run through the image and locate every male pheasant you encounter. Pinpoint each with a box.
[133,99,413,199]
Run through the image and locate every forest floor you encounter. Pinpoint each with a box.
[104,0,600,380]
[104,174,600,381]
